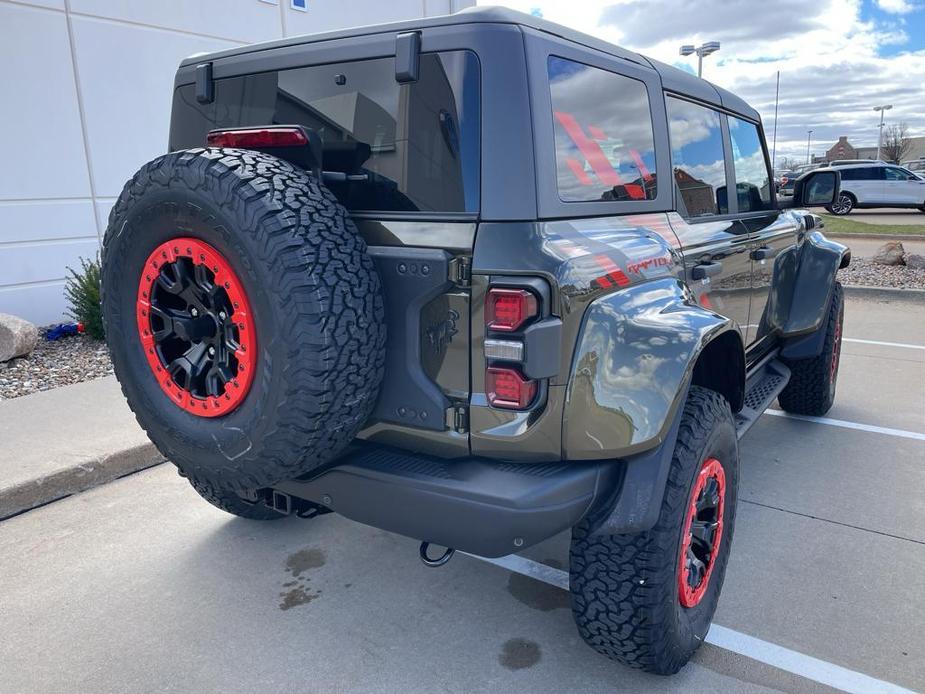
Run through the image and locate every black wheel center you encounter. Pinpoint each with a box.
[148,257,242,399]
[684,477,721,590]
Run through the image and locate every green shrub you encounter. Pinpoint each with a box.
[65,256,105,340]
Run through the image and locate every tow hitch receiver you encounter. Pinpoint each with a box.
[419,542,455,568]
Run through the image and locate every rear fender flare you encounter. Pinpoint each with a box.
[562,277,742,461]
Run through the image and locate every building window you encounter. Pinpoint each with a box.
[548,57,657,203]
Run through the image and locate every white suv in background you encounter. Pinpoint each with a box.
[827,162,925,215]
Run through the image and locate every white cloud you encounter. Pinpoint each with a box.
[477,0,925,161]
[876,0,917,13]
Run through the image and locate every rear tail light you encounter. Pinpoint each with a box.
[207,127,308,149]
[486,367,537,409]
[485,288,538,332]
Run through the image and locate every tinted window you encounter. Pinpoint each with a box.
[728,117,772,212]
[548,57,657,202]
[666,97,727,217]
[169,52,480,214]
[841,166,881,181]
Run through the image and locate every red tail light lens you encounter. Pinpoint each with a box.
[486,367,537,409]
[486,288,538,332]
[207,127,308,149]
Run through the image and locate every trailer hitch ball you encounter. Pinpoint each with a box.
[419,542,455,568]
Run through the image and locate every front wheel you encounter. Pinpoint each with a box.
[778,282,844,416]
[827,192,854,215]
[569,386,739,675]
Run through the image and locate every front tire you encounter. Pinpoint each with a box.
[778,282,844,416]
[569,386,739,675]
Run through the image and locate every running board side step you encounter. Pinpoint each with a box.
[735,358,791,439]
[273,445,620,558]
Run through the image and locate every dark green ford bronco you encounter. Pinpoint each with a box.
[102,7,848,675]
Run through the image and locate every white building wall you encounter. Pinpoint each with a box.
[0,0,474,326]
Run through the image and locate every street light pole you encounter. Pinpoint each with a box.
[873,104,893,161]
[806,129,813,165]
[679,42,721,78]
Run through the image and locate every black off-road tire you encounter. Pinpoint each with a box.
[778,282,844,416]
[101,148,385,498]
[569,386,739,675]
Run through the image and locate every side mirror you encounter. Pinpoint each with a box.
[779,169,840,209]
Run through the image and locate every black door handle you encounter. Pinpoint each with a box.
[751,246,776,261]
[692,261,722,280]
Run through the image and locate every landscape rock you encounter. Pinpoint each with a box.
[904,253,925,270]
[872,241,906,266]
[0,313,39,362]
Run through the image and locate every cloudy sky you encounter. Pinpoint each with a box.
[476,0,924,164]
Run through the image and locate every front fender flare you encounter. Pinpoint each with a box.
[780,230,848,360]
[562,277,738,461]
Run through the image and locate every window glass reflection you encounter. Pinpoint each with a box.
[666,97,727,217]
[548,57,657,203]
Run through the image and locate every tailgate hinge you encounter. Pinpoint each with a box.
[449,405,469,434]
[449,256,472,287]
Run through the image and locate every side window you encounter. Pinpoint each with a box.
[548,57,657,202]
[856,167,882,181]
[728,117,772,213]
[839,168,858,181]
[885,167,914,181]
[666,96,727,217]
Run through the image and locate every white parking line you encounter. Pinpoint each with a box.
[765,409,925,442]
[465,553,916,694]
[843,338,925,351]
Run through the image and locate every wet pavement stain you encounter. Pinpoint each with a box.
[279,586,321,611]
[278,547,325,610]
[285,548,326,577]
[506,559,569,612]
[499,638,542,671]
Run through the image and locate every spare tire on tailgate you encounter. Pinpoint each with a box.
[101,148,386,501]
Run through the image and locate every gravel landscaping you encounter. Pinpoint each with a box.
[839,257,925,290]
[0,332,113,400]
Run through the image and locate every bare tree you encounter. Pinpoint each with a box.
[776,156,799,172]
[881,122,912,164]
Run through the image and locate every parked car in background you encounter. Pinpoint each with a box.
[903,159,925,175]
[777,170,797,196]
[826,162,925,214]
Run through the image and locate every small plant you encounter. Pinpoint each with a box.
[65,256,105,340]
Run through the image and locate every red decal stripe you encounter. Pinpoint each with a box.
[566,157,594,186]
[554,111,624,187]
[593,255,631,287]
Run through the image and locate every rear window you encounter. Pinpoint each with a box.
[170,51,480,214]
[547,57,657,203]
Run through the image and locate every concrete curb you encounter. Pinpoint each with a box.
[843,284,925,301]
[0,443,164,521]
[827,232,925,242]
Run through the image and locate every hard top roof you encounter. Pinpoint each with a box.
[180,5,759,122]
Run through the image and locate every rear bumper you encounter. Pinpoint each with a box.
[273,444,622,557]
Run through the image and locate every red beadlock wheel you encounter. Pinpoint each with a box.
[136,237,256,417]
[678,457,726,608]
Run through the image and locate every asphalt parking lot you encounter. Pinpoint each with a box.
[1,293,923,694]
[837,209,925,226]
